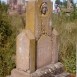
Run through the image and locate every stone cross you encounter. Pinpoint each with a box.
[16,0,58,73]
[26,0,58,69]
[8,0,70,77]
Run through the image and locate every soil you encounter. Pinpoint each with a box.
[70,74,76,77]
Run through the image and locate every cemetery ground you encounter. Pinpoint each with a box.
[0,12,76,77]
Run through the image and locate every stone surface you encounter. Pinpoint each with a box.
[10,63,70,77]
[11,69,31,77]
[16,30,35,73]
[36,0,54,69]
[26,0,36,34]
[34,62,65,76]
[7,0,70,77]
[51,29,59,63]
[35,0,52,40]
[37,35,52,69]
[32,62,70,77]
[55,72,70,77]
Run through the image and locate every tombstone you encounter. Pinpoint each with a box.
[36,0,58,69]
[7,0,70,77]
[67,0,74,12]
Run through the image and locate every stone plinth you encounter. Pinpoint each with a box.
[11,69,30,77]
[16,30,35,73]
[10,62,70,77]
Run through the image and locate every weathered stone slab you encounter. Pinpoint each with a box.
[34,62,64,76]
[55,72,70,77]
[16,30,35,73]
[52,29,59,63]
[11,69,31,77]
[32,62,70,77]
[10,63,70,77]
[11,63,70,77]
[37,35,52,69]
[11,69,70,77]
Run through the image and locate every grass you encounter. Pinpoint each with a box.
[52,13,76,74]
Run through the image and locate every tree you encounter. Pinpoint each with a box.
[0,1,8,13]
[0,2,15,77]
[55,0,61,5]
[63,0,67,7]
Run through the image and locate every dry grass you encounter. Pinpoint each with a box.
[52,13,76,73]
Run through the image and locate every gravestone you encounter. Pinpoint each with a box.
[67,0,74,12]
[7,0,70,77]
[36,0,52,69]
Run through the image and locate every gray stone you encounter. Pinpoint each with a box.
[32,62,70,77]
[55,72,70,77]
[47,62,64,75]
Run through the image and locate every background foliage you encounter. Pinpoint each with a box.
[52,12,76,73]
[0,2,16,77]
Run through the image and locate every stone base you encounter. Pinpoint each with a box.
[9,62,70,77]
[11,69,31,77]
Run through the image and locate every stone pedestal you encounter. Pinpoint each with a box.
[10,62,70,77]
